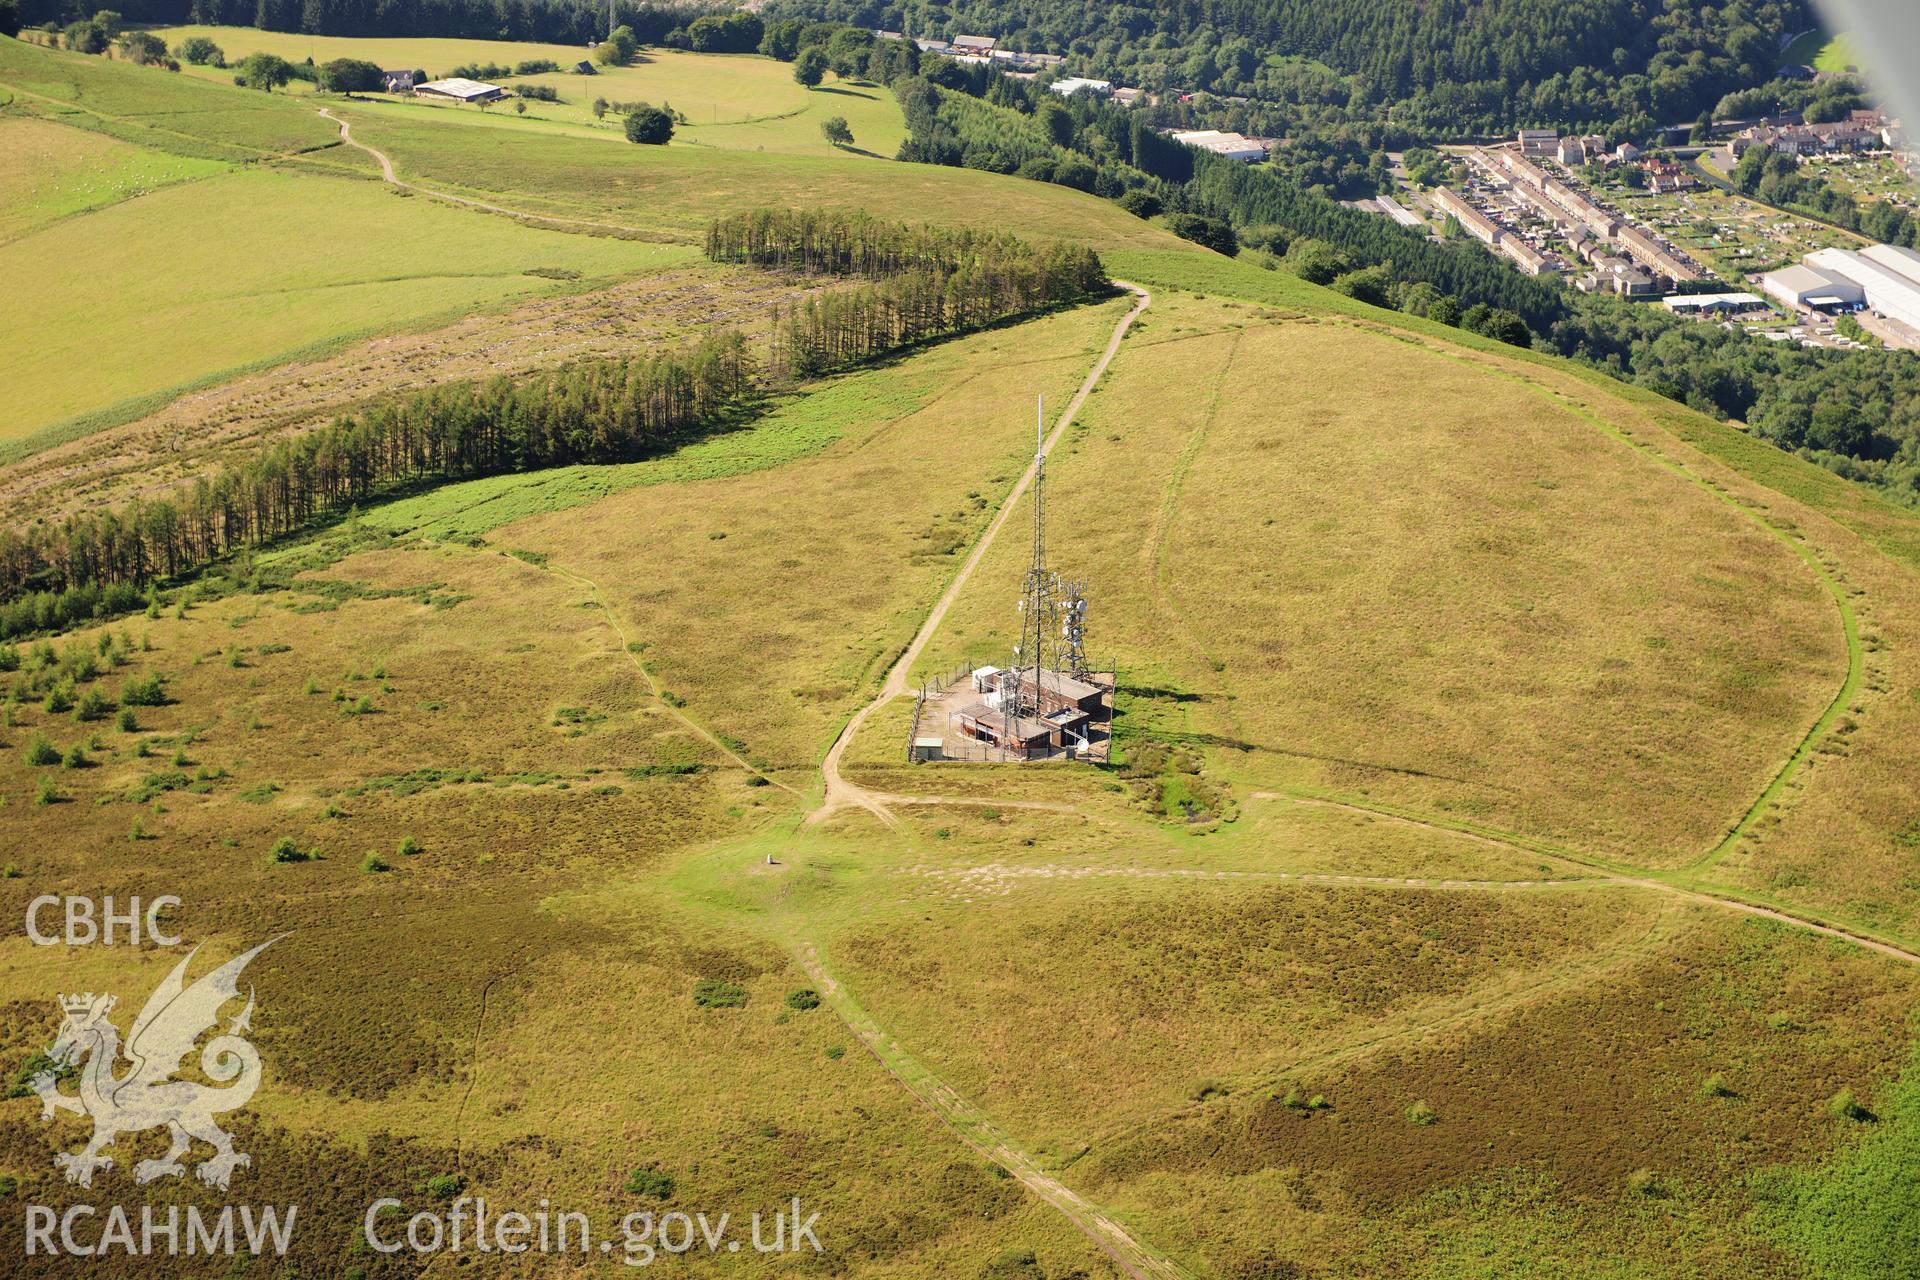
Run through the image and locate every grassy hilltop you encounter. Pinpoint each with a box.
[0,28,1918,1280]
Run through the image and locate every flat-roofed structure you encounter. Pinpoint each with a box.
[414,77,506,103]
[1761,262,1866,311]
[1168,129,1269,162]
[1808,247,1920,330]
[1050,77,1111,97]
[1374,193,1425,229]
[1663,291,1767,314]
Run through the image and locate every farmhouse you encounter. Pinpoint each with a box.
[1556,136,1588,165]
[381,69,415,93]
[1168,129,1268,162]
[414,77,507,103]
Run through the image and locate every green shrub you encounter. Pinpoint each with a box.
[1703,1072,1735,1098]
[624,1165,675,1199]
[119,673,167,706]
[33,776,59,806]
[823,1045,845,1060]
[359,852,389,874]
[785,988,820,1011]
[42,684,73,714]
[268,837,311,864]
[73,688,113,722]
[23,735,58,767]
[692,980,748,1009]
[115,707,137,732]
[1827,1088,1871,1121]
[423,1173,462,1200]
[61,743,88,769]
[1406,1100,1439,1126]
[398,835,421,856]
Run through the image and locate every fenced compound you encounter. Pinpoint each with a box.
[906,659,1119,764]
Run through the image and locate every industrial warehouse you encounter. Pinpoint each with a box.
[1762,244,1920,342]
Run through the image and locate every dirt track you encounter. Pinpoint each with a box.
[808,282,1151,828]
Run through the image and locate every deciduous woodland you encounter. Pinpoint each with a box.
[0,214,1108,628]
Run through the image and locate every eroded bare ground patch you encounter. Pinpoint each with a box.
[0,264,818,528]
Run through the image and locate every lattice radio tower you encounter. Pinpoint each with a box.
[1008,397,1062,728]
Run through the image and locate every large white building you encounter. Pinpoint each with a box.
[1167,129,1268,162]
[1807,246,1920,331]
[1760,262,1866,311]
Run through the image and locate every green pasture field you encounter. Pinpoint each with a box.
[0,35,345,160]
[323,100,1175,246]
[0,166,691,439]
[0,115,227,241]
[154,27,909,157]
[1780,28,1859,73]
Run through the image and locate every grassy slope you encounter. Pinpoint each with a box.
[0,166,690,437]
[4,32,1920,1280]
[1780,29,1859,73]
[156,27,909,157]
[0,115,227,242]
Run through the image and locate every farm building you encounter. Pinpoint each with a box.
[950,34,998,55]
[1050,77,1112,97]
[381,69,416,93]
[414,77,507,103]
[1518,129,1558,156]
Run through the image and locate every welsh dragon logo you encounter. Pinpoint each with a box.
[31,938,277,1190]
